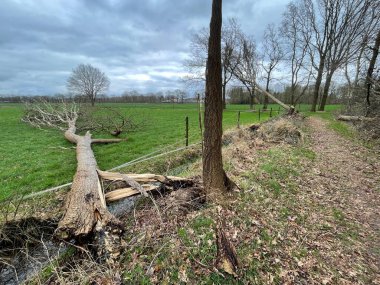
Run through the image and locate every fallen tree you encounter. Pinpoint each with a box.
[337,115,376,122]
[22,101,193,258]
[23,101,125,242]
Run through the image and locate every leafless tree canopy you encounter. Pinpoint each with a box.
[232,35,260,109]
[67,64,110,106]
[261,24,284,109]
[184,18,242,108]
[281,2,312,105]
[22,100,78,131]
[287,0,378,111]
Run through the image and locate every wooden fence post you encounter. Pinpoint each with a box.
[278,106,280,114]
[197,93,203,152]
[270,108,273,117]
[258,108,261,121]
[237,111,241,128]
[185,116,189,147]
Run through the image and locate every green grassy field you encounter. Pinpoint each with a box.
[0,103,342,200]
[0,102,287,200]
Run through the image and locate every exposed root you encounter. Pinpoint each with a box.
[215,212,239,277]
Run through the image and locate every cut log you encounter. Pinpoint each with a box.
[105,185,158,202]
[337,115,375,122]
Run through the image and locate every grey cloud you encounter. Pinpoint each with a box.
[0,0,288,95]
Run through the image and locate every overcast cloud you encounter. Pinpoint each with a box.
[0,0,289,95]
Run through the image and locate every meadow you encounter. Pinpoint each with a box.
[0,102,340,200]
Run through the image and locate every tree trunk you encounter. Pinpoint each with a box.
[290,84,296,106]
[222,82,227,109]
[366,29,380,107]
[203,0,227,201]
[249,90,254,110]
[311,58,325,112]
[318,71,333,111]
[55,123,122,241]
[263,73,270,110]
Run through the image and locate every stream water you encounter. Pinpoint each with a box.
[0,196,141,284]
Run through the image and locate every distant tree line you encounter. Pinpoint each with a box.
[0,89,192,104]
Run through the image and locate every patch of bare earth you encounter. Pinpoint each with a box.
[299,117,380,284]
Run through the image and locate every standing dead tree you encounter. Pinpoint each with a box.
[67,64,110,107]
[261,24,284,110]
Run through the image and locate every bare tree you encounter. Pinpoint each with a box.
[293,0,375,111]
[184,18,241,109]
[318,0,375,111]
[67,64,110,106]
[281,2,312,105]
[221,19,241,108]
[233,34,260,109]
[261,24,284,109]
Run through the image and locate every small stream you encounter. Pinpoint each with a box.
[0,196,141,285]
[0,240,66,285]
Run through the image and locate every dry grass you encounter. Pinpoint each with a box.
[2,114,379,284]
[254,115,304,145]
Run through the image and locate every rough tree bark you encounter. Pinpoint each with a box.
[366,29,380,107]
[311,58,325,112]
[318,71,333,111]
[203,0,230,201]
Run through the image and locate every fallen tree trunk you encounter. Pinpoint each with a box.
[255,85,291,110]
[55,122,123,241]
[337,115,375,122]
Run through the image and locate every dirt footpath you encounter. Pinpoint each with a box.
[301,117,380,284]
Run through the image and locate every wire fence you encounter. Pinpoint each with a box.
[17,107,284,201]
[21,137,201,200]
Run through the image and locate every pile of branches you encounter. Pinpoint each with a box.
[340,76,380,141]
[252,115,304,145]
[77,106,143,137]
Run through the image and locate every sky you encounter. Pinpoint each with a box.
[0,0,289,96]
